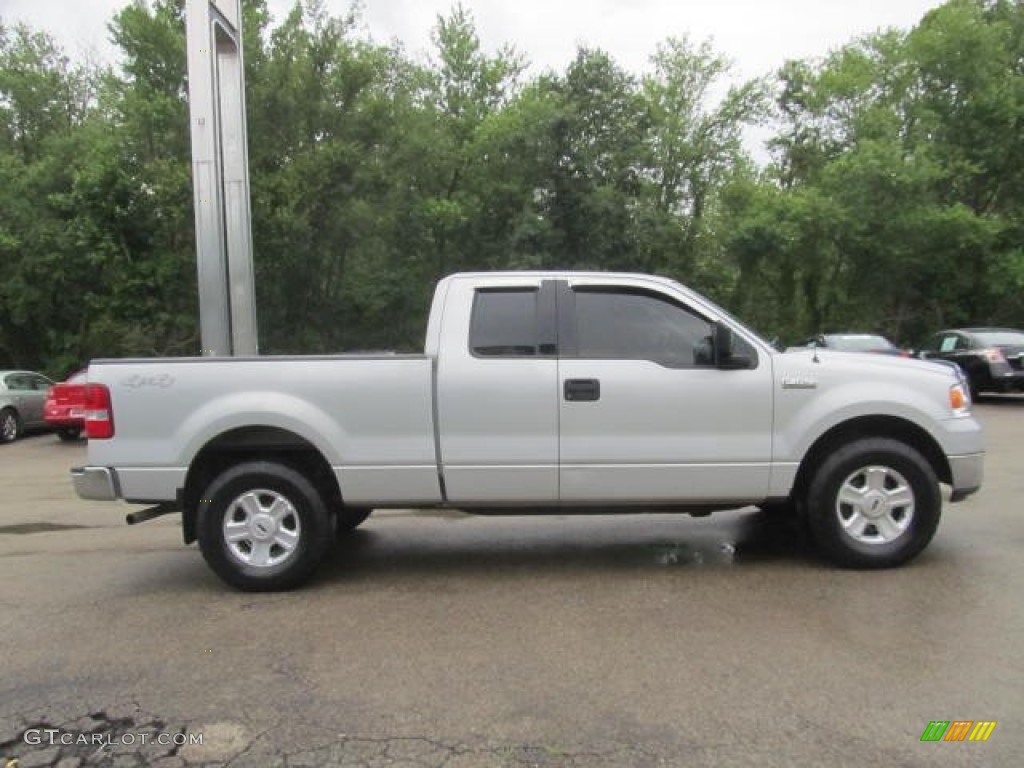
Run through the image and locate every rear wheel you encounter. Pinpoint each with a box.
[57,427,81,441]
[805,438,941,568]
[0,408,20,443]
[197,461,333,591]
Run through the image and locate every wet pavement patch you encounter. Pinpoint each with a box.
[0,523,89,535]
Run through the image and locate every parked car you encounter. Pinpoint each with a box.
[917,327,1024,397]
[44,369,88,441]
[0,370,55,443]
[796,333,910,356]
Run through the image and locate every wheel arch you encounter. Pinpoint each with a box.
[182,426,341,544]
[791,415,951,504]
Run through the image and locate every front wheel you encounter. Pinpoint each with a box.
[197,461,333,591]
[805,438,941,569]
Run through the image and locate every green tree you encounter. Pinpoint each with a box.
[0,22,102,372]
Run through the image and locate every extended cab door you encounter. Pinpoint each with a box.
[557,279,774,504]
[434,277,560,505]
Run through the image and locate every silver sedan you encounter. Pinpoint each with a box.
[0,370,55,443]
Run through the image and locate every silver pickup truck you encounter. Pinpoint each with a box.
[72,272,984,590]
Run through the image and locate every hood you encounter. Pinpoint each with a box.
[778,348,961,382]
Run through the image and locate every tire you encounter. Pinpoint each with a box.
[57,427,81,441]
[967,376,981,401]
[805,438,941,569]
[0,408,21,444]
[197,461,333,591]
[336,506,372,537]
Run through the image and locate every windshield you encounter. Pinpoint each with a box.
[828,334,896,352]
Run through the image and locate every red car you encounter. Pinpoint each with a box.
[44,369,88,441]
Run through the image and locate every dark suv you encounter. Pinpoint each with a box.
[918,327,1024,397]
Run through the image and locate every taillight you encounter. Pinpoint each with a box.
[982,348,1006,363]
[84,384,114,439]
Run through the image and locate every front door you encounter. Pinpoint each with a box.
[557,280,774,504]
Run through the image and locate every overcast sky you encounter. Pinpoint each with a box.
[6,0,947,81]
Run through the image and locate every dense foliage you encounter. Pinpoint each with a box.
[1,0,1022,374]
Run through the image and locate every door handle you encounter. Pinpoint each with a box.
[564,378,600,402]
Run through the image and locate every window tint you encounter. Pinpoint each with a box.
[5,374,29,390]
[470,289,540,357]
[974,331,1024,347]
[573,288,715,367]
[31,375,52,390]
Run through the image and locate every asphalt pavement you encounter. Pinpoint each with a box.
[1,399,1022,767]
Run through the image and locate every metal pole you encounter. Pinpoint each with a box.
[185,0,258,356]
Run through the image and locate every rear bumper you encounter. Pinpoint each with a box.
[988,371,1024,392]
[45,405,84,426]
[71,466,120,501]
[948,452,984,502]
[46,417,83,428]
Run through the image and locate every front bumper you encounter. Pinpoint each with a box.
[71,466,120,501]
[948,452,984,502]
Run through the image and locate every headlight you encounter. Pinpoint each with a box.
[949,382,971,416]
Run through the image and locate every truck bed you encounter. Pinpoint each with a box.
[85,355,442,505]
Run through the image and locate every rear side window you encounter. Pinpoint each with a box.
[470,289,541,357]
[5,374,29,391]
[938,334,963,352]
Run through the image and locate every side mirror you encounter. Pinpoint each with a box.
[714,323,753,370]
[714,322,733,360]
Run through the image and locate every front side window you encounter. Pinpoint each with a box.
[573,288,717,367]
